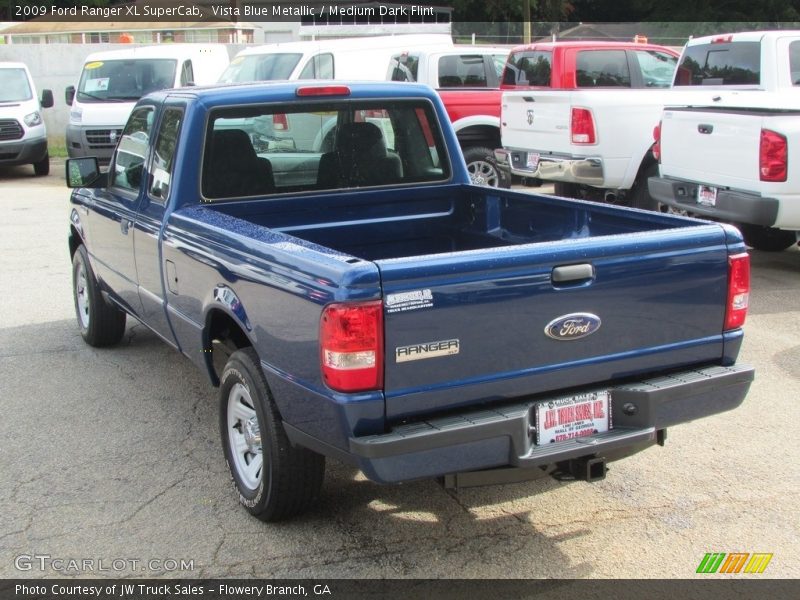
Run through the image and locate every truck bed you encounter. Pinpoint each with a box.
[204,184,737,419]
[209,184,692,261]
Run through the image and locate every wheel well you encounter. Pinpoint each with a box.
[456,125,500,150]
[204,309,253,385]
[69,225,82,258]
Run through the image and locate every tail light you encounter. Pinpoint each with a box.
[320,301,383,392]
[571,107,596,144]
[759,129,787,182]
[296,85,351,97]
[652,121,662,162]
[724,253,750,330]
[272,113,288,131]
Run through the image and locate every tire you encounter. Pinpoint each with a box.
[629,163,660,211]
[220,348,325,522]
[72,244,127,347]
[33,152,50,176]
[463,146,510,188]
[740,224,797,252]
[553,182,580,198]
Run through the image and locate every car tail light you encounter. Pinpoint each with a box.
[320,301,383,392]
[571,107,596,144]
[712,35,733,44]
[296,85,351,97]
[724,253,750,330]
[652,121,662,161]
[759,129,787,182]
[272,113,288,131]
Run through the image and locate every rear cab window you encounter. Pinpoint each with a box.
[674,41,761,86]
[388,53,419,82]
[201,98,450,201]
[502,50,552,87]
[790,40,800,85]
[576,50,631,87]
[437,54,489,87]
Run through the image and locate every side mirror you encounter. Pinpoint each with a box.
[40,89,54,109]
[65,85,75,106]
[66,157,105,188]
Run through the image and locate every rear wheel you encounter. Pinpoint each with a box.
[629,164,660,211]
[463,146,510,188]
[740,224,797,252]
[220,348,325,521]
[72,244,127,347]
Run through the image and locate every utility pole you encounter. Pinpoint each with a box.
[523,0,531,44]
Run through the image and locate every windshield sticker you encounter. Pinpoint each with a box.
[84,78,109,92]
[385,289,433,314]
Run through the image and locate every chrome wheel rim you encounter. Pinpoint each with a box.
[226,383,263,491]
[467,160,499,187]
[76,262,90,329]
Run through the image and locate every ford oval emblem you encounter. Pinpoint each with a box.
[544,313,601,341]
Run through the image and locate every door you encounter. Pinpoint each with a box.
[88,105,154,316]
[133,106,184,347]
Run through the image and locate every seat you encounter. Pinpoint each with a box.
[316,122,402,189]
[203,129,275,199]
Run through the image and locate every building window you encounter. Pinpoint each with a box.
[88,32,111,43]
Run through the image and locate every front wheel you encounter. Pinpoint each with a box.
[740,224,797,252]
[463,146,510,188]
[72,244,126,347]
[220,348,325,522]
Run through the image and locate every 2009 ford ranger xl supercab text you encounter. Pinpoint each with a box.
[66,81,754,521]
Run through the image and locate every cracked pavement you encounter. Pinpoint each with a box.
[1,164,798,579]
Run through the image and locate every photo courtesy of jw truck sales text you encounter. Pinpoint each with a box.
[65,78,753,521]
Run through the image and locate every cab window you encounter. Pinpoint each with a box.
[149,108,183,201]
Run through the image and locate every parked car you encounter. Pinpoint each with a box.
[649,30,800,251]
[388,45,512,187]
[65,81,753,521]
[65,44,230,164]
[0,62,54,175]
[496,41,680,205]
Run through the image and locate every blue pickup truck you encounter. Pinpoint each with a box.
[66,81,754,521]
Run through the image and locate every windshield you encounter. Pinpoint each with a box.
[218,53,303,83]
[77,59,177,102]
[0,68,33,102]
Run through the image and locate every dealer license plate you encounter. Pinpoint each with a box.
[535,391,611,445]
[697,185,717,207]
[526,152,540,170]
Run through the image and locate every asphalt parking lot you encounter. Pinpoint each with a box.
[1,161,798,580]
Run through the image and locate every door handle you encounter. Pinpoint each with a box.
[120,219,133,235]
[552,264,595,284]
[698,124,714,134]
[79,205,89,216]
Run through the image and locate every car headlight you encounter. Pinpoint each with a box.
[69,107,83,125]
[24,111,43,127]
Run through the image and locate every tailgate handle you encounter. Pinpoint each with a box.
[698,124,714,134]
[552,264,595,284]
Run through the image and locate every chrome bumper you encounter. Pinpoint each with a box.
[495,148,604,186]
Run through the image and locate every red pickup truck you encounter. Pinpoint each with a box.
[388,46,511,187]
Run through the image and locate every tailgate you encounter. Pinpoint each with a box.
[501,91,573,154]
[660,106,763,191]
[378,225,731,420]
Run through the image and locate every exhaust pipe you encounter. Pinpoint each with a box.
[604,191,617,203]
[570,456,607,482]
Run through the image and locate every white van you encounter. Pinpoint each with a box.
[66,44,229,163]
[219,34,452,84]
[0,62,54,176]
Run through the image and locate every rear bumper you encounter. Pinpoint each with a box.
[350,364,754,483]
[495,148,604,186]
[648,176,779,227]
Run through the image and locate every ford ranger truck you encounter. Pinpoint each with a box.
[65,81,753,521]
[648,30,800,252]
[496,41,679,206]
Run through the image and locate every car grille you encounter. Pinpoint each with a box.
[85,129,123,149]
[0,119,24,141]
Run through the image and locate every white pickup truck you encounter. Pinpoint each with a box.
[497,41,679,206]
[648,31,800,251]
